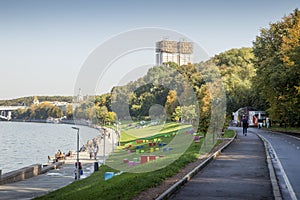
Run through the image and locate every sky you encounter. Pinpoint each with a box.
[0,0,299,100]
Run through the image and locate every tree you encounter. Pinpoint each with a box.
[49,106,63,118]
[13,108,28,119]
[172,106,182,122]
[66,104,73,119]
[107,112,116,125]
[181,105,197,124]
[253,9,300,126]
[26,102,63,119]
[165,90,179,120]
[212,48,259,115]
[97,106,109,125]
[74,101,93,120]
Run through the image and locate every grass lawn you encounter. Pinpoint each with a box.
[35,127,234,200]
[120,122,192,143]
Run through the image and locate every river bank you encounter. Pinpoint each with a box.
[0,155,97,200]
[0,122,100,174]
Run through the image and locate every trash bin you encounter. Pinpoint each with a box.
[75,162,82,180]
[74,168,78,180]
[94,162,99,172]
[104,172,114,180]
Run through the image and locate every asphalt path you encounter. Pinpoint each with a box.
[171,127,273,200]
[253,128,300,200]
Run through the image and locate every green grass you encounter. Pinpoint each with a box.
[35,144,202,200]
[35,128,235,200]
[120,122,192,143]
[221,129,235,138]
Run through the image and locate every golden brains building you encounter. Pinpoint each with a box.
[156,40,193,66]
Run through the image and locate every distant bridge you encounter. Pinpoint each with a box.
[0,106,27,121]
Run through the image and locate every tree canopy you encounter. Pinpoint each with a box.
[211,47,264,116]
[253,9,300,126]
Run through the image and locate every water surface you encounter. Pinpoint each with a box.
[0,122,99,174]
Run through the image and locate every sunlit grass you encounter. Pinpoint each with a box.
[120,122,192,143]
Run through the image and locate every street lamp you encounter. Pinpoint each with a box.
[72,126,80,180]
[116,121,121,146]
[111,128,114,152]
[97,128,106,165]
[103,129,106,164]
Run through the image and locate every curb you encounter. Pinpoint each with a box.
[255,133,282,200]
[156,132,237,200]
[256,133,298,200]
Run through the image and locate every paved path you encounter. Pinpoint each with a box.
[0,159,95,200]
[171,127,274,200]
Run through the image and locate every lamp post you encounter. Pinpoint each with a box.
[72,126,80,180]
[111,128,114,152]
[103,129,106,164]
[116,121,121,146]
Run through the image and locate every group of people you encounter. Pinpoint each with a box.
[48,149,73,163]
[55,149,65,160]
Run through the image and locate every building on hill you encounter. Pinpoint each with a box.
[156,39,193,66]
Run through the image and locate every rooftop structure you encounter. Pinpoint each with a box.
[156,40,193,66]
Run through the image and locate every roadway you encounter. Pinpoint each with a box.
[253,128,300,200]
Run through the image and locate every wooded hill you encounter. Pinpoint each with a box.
[0,96,73,106]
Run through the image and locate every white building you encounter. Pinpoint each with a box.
[232,107,267,127]
[156,40,193,66]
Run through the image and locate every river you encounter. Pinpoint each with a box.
[0,121,99,174]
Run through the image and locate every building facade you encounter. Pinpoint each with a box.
[156,40,193,66]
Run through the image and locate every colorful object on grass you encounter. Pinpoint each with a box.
[104,172,114,181]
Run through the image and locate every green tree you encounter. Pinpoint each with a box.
[172,106,182,122]
[165,90,179,120]
[253,9,300,126]
[181,105,197,124]
[212,48,259,115]
[29,102,63,119]
[66,104,73,119]
[74,101,94,120]
[49,106,63,118]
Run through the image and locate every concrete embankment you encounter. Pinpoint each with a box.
[0,162,64,185]
[0,151,95,185]
[0,155,97,200]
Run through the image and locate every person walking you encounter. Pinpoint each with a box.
[242,115,248,136]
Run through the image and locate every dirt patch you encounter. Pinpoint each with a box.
[132,140,231,200]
